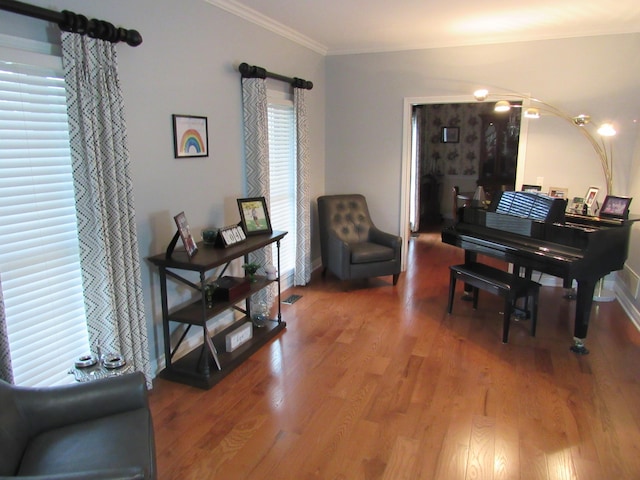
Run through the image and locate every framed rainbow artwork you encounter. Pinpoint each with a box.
[172,114,208,158]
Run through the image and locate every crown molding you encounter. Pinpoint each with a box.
[205,0,328,55]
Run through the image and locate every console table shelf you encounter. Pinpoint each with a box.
[148,231,287,389]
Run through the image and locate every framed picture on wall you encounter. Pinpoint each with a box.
[441,126,459,143]
[172,114,209,158]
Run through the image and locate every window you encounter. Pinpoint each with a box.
[267,94,296,280]
[0,56,90,386]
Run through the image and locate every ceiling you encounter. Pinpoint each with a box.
[208,0,640,55]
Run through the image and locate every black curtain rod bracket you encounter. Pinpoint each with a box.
[239,62,313,90]
[0,0,142,46]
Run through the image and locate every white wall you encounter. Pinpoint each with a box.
[325,34,640,311]
[1,0,326,376]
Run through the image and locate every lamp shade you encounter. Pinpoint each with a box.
[494,100,511,112]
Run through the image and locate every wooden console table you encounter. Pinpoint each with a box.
[148,231,287,389]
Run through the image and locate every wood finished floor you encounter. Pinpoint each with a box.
[149,229,640,480]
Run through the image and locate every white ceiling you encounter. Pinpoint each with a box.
[208,0,640,55]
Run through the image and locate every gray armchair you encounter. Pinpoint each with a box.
[318,194,401,285]
[0,372,156,480]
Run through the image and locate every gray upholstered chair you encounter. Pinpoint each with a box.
[0,372,156,479]
[317,194,401,285]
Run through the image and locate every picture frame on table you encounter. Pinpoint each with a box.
[521,184,542,192]
[173,211,198,258]
[237,197,272,236]
[172,114,208,158]
[599,195,632,219]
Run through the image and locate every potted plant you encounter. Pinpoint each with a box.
[242,262,261,282]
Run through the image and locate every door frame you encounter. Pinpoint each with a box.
[399,95,529,270]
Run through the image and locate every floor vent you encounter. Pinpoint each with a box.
[282,294,302,305]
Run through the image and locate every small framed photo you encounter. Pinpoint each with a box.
[172,114,208,158]
[570,196,584,213]
[441,126,459,143]
[599,195,632,219]
[173,211,198,257]
[584,187,599,209]
[237,197,272,236]
[548,187,568,199]
[521,184,542,192]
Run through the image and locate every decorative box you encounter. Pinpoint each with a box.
[212,276,251,302]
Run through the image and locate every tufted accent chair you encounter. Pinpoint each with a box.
[317,194,401,285]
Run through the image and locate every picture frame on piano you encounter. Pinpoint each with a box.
[599,195,632,219]
[584,186,599,210]
[548,187,568,199]
[521,184,541,192]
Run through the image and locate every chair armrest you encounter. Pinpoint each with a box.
[326,231,352,277]
[15,372,149,437]
[369,228,402,251]
[0,467,147,479]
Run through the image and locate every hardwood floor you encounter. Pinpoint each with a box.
[149,229,640,479]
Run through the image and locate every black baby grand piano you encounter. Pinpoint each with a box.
[442,190,636,354]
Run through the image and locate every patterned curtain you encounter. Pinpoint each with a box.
[293,87,311,285]
[241,77,274,306]
[0,276,13,383]
[61,33,151,385]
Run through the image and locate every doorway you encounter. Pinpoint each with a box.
[400,95,528,268]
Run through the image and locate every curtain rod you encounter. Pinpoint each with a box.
[0,0,143,46]
[239,62,313,90]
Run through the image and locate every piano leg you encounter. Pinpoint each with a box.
[570,278,597,354]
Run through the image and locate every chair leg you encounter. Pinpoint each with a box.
[321,267,327,277]
[472,287,479,309]
[447,270,457,314]
[392,273,399,285]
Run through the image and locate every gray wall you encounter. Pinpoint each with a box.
[326,34,640,318]
[1,0,326,375]
[3,1,639,372]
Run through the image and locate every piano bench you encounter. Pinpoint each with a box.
[447,262,541,343]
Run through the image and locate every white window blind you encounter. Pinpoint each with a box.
[0,59,90,387]
[267,100,296,277]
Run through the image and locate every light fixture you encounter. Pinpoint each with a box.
[494,100,511,112]
[474,89,616,195]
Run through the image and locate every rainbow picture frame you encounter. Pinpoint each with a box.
[172,114,208,158]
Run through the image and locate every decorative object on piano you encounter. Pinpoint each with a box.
[440,126,459,143]
[584,186,599,215]
[166,211,198,259]
[548,187,568,199]
[473,89,616,195]
[570,197,584,214]
[521,184,541,192]
[237,197,272,236]
[599,195,632,220]
[172,114,208,158]
[207,224,246,248]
